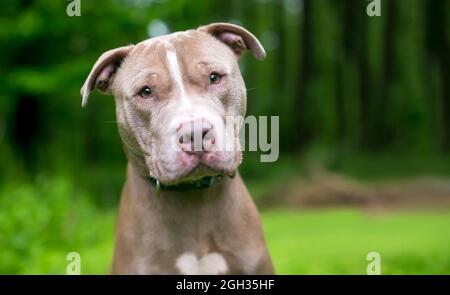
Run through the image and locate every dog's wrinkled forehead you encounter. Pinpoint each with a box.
[130,30,236,73]
[80,23,266,107]
[112,30,239,101]
[139,29,235,54]
[139,30,203,49]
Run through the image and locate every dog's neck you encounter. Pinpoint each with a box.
[112,162,275,275]
[125,162,236,207]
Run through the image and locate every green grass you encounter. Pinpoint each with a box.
[263,209,450,274]
[1,177,450,274]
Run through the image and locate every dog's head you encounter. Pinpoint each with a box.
[81,23,265,185]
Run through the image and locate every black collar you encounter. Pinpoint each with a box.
[149,175,224,191]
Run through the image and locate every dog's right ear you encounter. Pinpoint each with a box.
[80,45,134,107]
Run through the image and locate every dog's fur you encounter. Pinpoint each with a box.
[81,23,274,274]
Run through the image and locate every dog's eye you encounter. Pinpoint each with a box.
[209,72,221,84]
[139,86,153,98]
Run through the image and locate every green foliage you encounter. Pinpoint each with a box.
[0,177,114,274]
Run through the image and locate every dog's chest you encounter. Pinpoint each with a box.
[134,215,258,274]
[153,227,245,274]
[174,251,228,275]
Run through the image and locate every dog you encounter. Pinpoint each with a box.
[80,23,274,274]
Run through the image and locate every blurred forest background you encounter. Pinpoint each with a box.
[0,0,450,274]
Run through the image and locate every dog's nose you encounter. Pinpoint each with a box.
[178,119,215,153]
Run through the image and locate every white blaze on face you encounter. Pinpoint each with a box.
[175,252,228,275]
[163,42,226,151]
[165,44,190,108]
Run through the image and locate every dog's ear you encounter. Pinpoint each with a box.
[198,23,266,60]
[80,45,134,107]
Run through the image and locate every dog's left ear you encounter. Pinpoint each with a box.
[80,45,134,107]
[198,23,266,60]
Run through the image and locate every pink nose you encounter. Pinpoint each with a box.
[178,119,215,153]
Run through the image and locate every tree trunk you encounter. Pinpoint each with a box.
[294,0,314,150]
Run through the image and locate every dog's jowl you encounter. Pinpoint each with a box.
[80,23,274,274]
